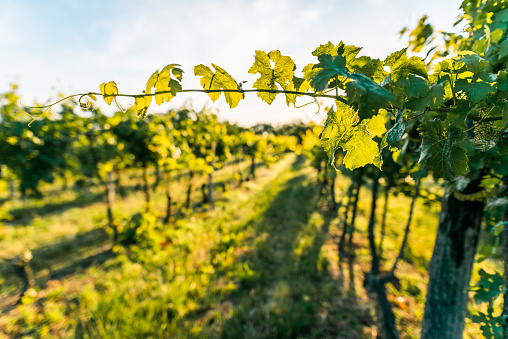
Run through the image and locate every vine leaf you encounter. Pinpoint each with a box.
[399,74,429,99]
[499,38,508,59]
[145,64,183,107]
[312,41,340,56]
[248,50,296,105]
[194,64,244,108]
[406,83,445,111]
[305,41,361,86]
[390,56,428,82]
[446,100,474,129]
[382,109,407,150]
[99,81,118,106]
[384,48,408,67]
[419,119,468,180]
[497,70,508,93]
[320,101,385,170]
[349,56,387,82]
[134,95,149,118]
[455,51,489,75]
[345,73,396,120]
[455,78,497,104]
[311,54,348,92]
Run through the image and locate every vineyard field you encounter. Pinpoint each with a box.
[0,150,499,338]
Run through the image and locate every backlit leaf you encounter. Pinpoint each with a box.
[390,56,428,82]
[455,51,489,75]
[195,64,244,108]
[248,50,296,105]
[320,101,384,170]
[384,48,408,67]
[99,81,118,106]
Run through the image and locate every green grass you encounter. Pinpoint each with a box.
[0,154,500,338]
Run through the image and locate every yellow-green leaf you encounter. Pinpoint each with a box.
[320,101,383,170]
[135,94,149,118]
[99,81,118,106]
[248,50,296,105]
[194,64,244,108]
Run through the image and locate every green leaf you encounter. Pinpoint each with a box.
[312,41,338,56]
[311,54,348,92]
[491,154,508,176]
[336,42,363,67]
[99,81,118,106]
[455,51,489,75]
[383,110,407,150]
[384,48,408,67]
[320,101,383,170]
[345,73,396,119]
[455,78,497,104]
[303,63,320,82]
[399,74,430,99]
[292,76,309,92]
[473,269,503,304]
[194,64,244,108]
[446,100,474,129]
[349,56,387,82]
[367,113,387,137]
[390,56,428,82]
[406,83,445,111]
[419,119,468,180]
[497,70,508,93]
[248,50,296,105]
[498,39,508,59]
[473,39,488,56]
[490,28,503,44]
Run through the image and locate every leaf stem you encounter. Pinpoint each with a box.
[24,88,349,115]
[407,111,427,120]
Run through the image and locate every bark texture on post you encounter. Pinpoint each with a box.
[421,182,484,339]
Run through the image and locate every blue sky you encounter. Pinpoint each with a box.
[1,0,463,126]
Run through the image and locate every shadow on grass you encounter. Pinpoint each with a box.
[0,227,111,290]
[184,155,372,339]
[3,184,146,225]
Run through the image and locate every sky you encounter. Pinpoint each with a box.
[0,0,463,127]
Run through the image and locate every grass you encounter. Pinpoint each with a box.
[0,153,501,338]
